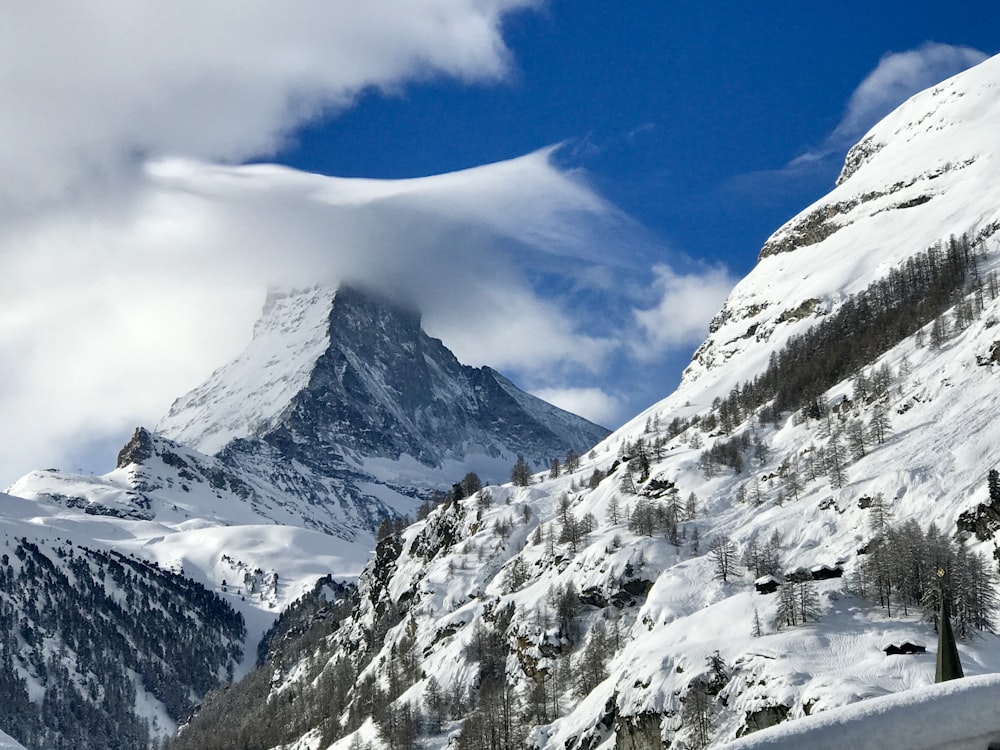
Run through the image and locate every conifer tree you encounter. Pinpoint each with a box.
[826,436,848,489]
[511,456,531,487]
[988,468,1000,504]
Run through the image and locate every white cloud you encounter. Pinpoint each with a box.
[0,1,722,488]
[631,264,736,360]
[725,42,988,194]
[0,0,538,209]
[0,151,630,485]
[531,387,621,428]
[831,42,987,145]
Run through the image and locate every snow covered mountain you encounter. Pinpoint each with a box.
[12,285,608,543]
[159,285,608,473]
[161,54,1000,750]
[0,283,608,748]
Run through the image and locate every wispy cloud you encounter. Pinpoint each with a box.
[0,1,735,485]
[0,151,627,483]
[0,0,539,211]
[829,42,987,148]
[726,42,988,194]
[531,387,622,428]
[630,264,736,360]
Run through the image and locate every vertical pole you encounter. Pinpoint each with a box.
[935,567,964,682]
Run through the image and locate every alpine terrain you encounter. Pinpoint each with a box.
[0,285,607,749]
[6,48,1000,750]
[154,52,1000,750]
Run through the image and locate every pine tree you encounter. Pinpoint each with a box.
[868,492,892,537]
[461,472,483,497]
[681,680,715,749]
[774,583,798,629]
[587,467,605,489]
[846,419,866,460]
[607,493,621,524]
[423,676,445,733]
[796,580,820,623]
[869,403,891,445]
[573,623,609,698]
[988,468,1000,504]
[511,456,531,487]
[783,465,804,503]
[685,491,699,520]
[929,314,949,349]
[826,436,848,489]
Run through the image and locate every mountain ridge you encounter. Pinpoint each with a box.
[7,53,1000,750]
[158,53,1000,750]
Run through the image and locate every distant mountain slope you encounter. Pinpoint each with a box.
[1,285,610,745]
[13,285,609,544]
[163,54,1000,750]
[158,284,609,473]
[0,493,244,750]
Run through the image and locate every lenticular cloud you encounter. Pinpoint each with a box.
[0,0,538,207]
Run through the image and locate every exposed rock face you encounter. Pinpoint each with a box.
[737,704,790,737]
[244,285,609,470]
[836,135,884,186]
[615,713,666,750]
[159,285,608,472]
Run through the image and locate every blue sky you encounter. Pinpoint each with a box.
[266,0,996,422]
[0,1,998,484]
[278,0,997,276]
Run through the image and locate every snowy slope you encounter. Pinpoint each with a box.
[164,53,1000,750]
[1,284,609,746]
[682,53,1000,401]
[719,674,1000,750]
[158,287,335,455]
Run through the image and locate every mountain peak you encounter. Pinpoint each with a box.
[159,283,608,472]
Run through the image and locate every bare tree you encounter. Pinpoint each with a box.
[708,535,740,583]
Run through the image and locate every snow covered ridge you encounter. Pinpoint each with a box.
[13,284,609,546]
[158,286,336,455]
[718,674,1000,750]
[10,53,1000,750]
[1,283,608,745]
[685,52,1000,394]
[157,284,609,468]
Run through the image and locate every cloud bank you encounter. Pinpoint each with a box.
[0,0,538,209]
[0,2,735,486]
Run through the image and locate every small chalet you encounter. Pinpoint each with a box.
[754,575,780,595]
[810,564,844,581]
[785,567,813,583]
[883,642,927,656]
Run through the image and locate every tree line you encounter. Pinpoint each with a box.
[714,233,991,431]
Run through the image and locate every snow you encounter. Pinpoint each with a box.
[718,674,1000,750]
[0,488,374,678]
[7,52,1000,750]
[273,52,1000,750]
[156,286,335,454]
[0,730,26,750]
